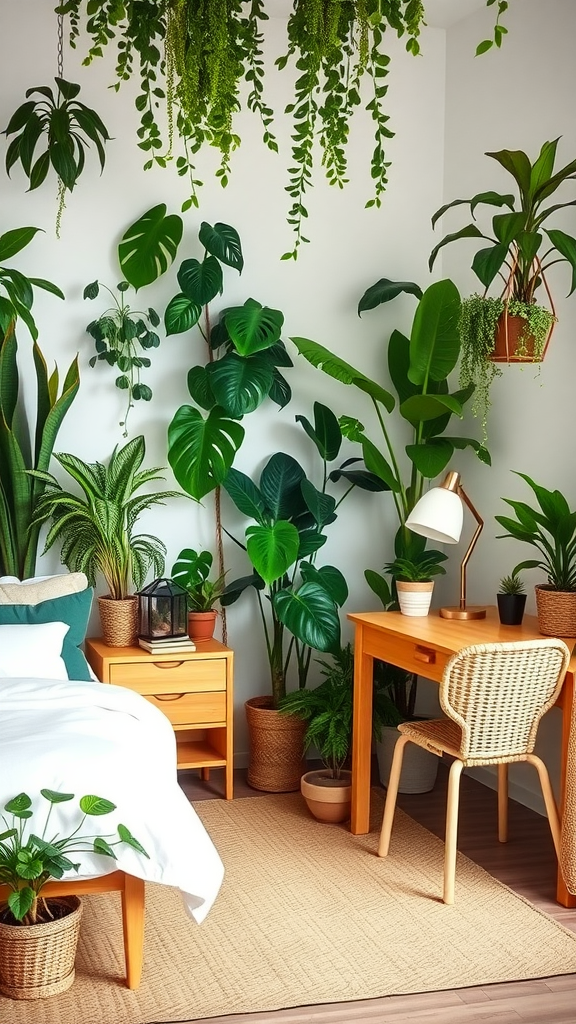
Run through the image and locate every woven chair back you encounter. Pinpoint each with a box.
[439,639,570,763]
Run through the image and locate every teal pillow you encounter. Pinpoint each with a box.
[0,589,94,681]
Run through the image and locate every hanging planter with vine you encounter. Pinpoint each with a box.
[53,0,508,257]
[3,77,111,236]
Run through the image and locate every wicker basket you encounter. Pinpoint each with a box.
[98,595,139,647]
[0,896,82,1000]
[245,696,306,793]
[535,585,576,637]
[377,725,440,795]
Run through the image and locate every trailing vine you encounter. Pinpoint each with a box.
[52,1,509,255]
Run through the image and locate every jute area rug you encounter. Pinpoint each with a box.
[2,790,576,1024]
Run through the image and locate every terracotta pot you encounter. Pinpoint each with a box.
[535,585,576,637]
[396,581,434,617]
[300,769,352,823]
[376,725,440,795]
[187,610,217,643]
[497,592,527,626]
[244,696,306,793]
[0,896,82,1000]
[491,312,553,363]
[98,595,138,647]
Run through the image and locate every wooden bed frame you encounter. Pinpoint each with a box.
[0,871,145,989]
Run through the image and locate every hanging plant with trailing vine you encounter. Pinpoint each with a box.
[52,0,510,255]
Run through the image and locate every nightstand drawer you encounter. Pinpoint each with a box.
[109,658,226,695]
[145,690,226,726]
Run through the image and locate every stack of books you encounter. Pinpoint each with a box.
[138,635,196,654]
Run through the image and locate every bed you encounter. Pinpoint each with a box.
[0,574,225,989]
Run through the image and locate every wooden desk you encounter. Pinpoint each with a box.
[347,607,576,907]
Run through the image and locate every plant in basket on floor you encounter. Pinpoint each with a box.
[171,547,227,643]
[0,789,147,999]
[28,435,185,647]
[496,472,576,636]
[429,139,576,437]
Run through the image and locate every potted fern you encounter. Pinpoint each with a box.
[29,435,183,646]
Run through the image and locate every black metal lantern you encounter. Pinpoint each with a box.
[137,578,188,640]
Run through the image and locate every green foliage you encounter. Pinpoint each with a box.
[54,1,506,257]
[221,405,383,707]
[475,0,509,55]
[3,78,110,234]
[0,226,65,342]
[430,139,576,307]
[118,204,183,291]
[496,472,576,592]
[0,321,79,579]
[171,547,227,611]
[278,643,390,779]
[0,789,148,925]
[29,435,184,599]
[498,572,525,595]
[85,280,161,437]
[383,550,447,583]
[166,222,293,501]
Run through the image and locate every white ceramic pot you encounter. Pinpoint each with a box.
[376,726,440,795]
[396,581,434,616]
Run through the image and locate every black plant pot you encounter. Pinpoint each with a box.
[497,593,527,626]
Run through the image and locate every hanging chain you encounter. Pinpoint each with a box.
[57,13,64,78]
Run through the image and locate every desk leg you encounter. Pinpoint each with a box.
[122,874,146,989]
[557,674,576,907]
[351,626,373,835]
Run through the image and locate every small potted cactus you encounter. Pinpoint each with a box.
[497,573,527,626]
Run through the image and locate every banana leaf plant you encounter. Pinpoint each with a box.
[0,320,79,578]
[167,221,294,501]
[221,402,385,708]
[291,278,491,720]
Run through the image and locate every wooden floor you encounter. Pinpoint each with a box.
[177,761,576,1024]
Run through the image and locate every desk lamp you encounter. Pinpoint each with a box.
[405,470,486,620]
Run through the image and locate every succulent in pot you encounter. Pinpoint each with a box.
[497,572,527,626]
[495,473,576,635]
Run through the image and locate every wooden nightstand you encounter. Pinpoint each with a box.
[85,637,234,799]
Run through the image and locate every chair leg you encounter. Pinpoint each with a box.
[526,753,561,861]
[443,759,464,905]
[378,734,410,858]
[497,763,509,843]
[122,874,146,989]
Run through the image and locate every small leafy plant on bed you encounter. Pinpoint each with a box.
[0,789,148,926]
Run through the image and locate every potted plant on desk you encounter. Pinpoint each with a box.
[383,550,447,617]
[171,547,227,643]
[497,572,527,626]
[0,788,147,1000]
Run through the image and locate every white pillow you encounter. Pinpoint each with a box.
[0,622,70,679]
[0,573,88,606]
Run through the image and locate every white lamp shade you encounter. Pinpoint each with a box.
[405,487,463,545]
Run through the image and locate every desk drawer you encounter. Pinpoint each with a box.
[145,690,226,726]
[109,659,226,695]
[368,633,450,681]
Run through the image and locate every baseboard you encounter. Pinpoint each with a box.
[464,765,547,817]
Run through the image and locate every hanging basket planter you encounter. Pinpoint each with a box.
[489,258,557,365]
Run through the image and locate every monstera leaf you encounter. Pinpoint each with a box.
[167,405,244,500]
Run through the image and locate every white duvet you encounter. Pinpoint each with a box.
[0,677,224,923]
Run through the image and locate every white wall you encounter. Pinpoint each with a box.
[1,2,447,759]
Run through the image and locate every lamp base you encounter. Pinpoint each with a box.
[439,605,487,620]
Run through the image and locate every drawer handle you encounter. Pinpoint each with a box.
[152,661,184,669]
[154,693,185,702]
[414,645,436,665]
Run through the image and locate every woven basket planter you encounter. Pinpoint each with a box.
[0,896,82,1000]
[245,696,306,793]
[535,585,576,637]
[98,595,139,647]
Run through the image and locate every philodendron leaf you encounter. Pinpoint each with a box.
[40,789,74,803]
[164,293,202,335]
[177,255,223,306]
[168,405,245,500]
[274,582,341,651]
[406,439,454,478]
[79,795,116,816]
[246,521,300,584]
[224,298,284,356]
[357,278,422,314]
[119,204,183,290]
[198,222,244,272]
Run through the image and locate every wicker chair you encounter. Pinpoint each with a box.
[378,638,571,905]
